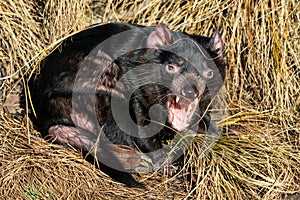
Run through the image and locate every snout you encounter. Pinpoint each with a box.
[181,84,199,99]
[166,74,206,131]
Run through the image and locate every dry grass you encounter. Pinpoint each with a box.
[0,0,299,199]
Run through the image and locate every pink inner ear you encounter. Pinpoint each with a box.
[147,23,172,49]
[212,30,223,58]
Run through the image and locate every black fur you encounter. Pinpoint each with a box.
[29,22,226,187]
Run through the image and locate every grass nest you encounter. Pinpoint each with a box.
[0,0,299,199]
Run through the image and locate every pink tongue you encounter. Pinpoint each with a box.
[175,98,190,110]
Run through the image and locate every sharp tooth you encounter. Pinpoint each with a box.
[176,96,180,103]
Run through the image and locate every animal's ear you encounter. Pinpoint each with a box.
[208,29,224,60]
[147,23,172,49]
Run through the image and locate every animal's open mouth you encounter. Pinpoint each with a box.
[167,95,199,131]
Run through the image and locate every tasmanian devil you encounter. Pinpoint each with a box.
[29,22,226,188]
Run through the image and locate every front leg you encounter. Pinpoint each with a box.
[128,99,169,169]
[198,112,220,137]
[197,112,220,156]
[133,133,171,171]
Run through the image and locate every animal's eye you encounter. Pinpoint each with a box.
[166,64,179,74]
[204,69,214,79]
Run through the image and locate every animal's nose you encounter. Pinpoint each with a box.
[181,84,198,99]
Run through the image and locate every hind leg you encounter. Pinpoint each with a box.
[48,125,145,188]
